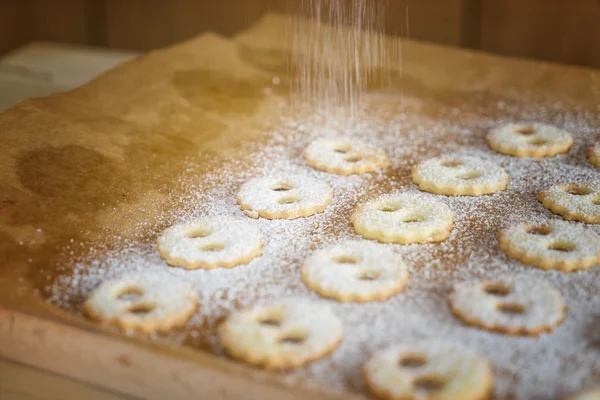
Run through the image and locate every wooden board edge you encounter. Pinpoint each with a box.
[0,307,364,400]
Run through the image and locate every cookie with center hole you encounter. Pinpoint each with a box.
[569,388,600,400]
[301,240,409,303]
[218,298,343,370]
[487,122,573,158]
[364,342,493,400]
[498,220,600,272]
[304,137,390,175]
[351,192,454,244]
[449,277,565,336]
[589,144,600,169]
[237,175,333,219]
[538,183,600,224]
[411,156,508,196]
[84,274,198,334]
[157,216,263,270]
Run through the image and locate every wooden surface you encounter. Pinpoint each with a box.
[1,11,599,400]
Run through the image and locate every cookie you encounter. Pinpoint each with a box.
[487,123,573,158]
[570,388,600,400]
[84,274,198,334]
[157,216,263,269]
[538,183,600,224]
[449,277,565,336]
[351,192,454,244]
[237,175,333,219]
[301,240,409,302]
[589,144,600,169]
[411,156,508,196]
[218,298,343,370]
[304,137,389,175]
[498,220,600,272]
[364,342,493,400]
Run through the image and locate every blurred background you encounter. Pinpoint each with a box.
[0,0,599,110]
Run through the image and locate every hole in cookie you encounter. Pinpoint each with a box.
[187,228,210,239]
[527,225,551,236]
[566,186,592,196]
[497,302,525,315]
[484,283,511,297]
[128,303,155,315]
[592,196,600,205]
[440,159,463,168]
[414,375,445,392]
[332,255,357,264]
[344,155,363,163]
[278,196,301,205]
[399,355,427,368]
[514,126,535,135]
[117,286,144,302]
[548,241,576,252]
[333,144,351,154]
[456,171,482,180]
[378,203,401,212]
[279,334,306,345]
[270,182,293,192]
[528,137,548,145]
[200,243,225,252]
[259,317,282,327]
[401,215,424,223]
[357,270,381,281]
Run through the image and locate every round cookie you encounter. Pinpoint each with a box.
[570,388,600,400]
[84,274,198,334]
[304,137,389,175]
[538,183,600,224]
[364,342,493,400]
[449,277,565,336]
[157,216,263,269]
[498,220,600,272]
[411,156,508,196]
[589,144,600,169]
[487,122,573,158]
[237,175,333,219]
[301,241,409,302]
[218,298,343,370]
[351,192,454,244]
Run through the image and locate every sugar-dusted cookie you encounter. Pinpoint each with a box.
[301,241,409,303]
[304,137,390,175]
[218,298,343,370]
[157,216,263,270]
[589,144,600,169]
[351,192,454,244]
[449,277,565,336]
[364,342,493,400]
[237,175,333,219]
[487,122,573,158]
[411,156,508,196]
[538,183,600,224]
[570,388,600,400]
[498,220,600,272]
[84,274,198,334]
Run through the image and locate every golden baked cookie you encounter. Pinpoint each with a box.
[589,144,600,169]
[498,220,600,272]
[449,277,565,336]
[84,274,198,334]
[237,175,333,219]
[218,298,343,370]
[538,183,600,224]
[304,137,390,175]
[411,156,508,196]
[487,123,573,158]
[157,216,263,269]
[301,240,409,303]
[569,388,600,400]
[364,342,493,400]
[351,192,454,244]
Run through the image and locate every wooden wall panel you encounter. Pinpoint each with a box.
[29,0,90,45]
[0,1,30,55]
[481,0,600,68]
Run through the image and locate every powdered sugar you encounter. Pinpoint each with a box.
[46,90,600,399]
